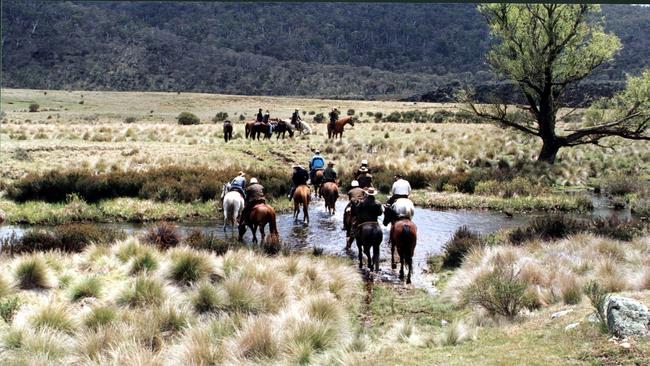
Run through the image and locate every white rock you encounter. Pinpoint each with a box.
[565,322,580,331]
[551,309,573,319]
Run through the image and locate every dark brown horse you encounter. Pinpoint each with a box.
[273,120,294,139]
[327,116,354,139]
[238,203,280,246]
[383,206,417,283]
[320,182,338,215]
[312,169,324,198]
[355,222,382,272]
[223,122,233,142]
[293,185,310,224]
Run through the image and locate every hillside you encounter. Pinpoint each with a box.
[2,2,650,102]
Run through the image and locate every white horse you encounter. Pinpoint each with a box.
[391,198,415,219]
[221,184,244,233]
[284,118,312,135]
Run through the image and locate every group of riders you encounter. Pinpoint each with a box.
[222,106,341,135]
[226,149,413,242]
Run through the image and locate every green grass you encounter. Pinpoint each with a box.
[117,275,165,307]
[68,276,103,302]
[84,306,117,330]
[14,256,51,290]
[167,249,214,285]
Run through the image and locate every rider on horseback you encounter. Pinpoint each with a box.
[356,166,373,189]
[352,187,383,231]
[228,171,247,198]
[343,180,366,234]
[308,150,325,182]
[288,164,309,200]
[291,109,301,125]
[328,108,339,130]
[323,161,337,183]
[256,108,263,122]
[239,178,266,227]
[386,174,412,206]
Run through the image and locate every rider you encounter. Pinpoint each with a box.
[288,164,309,200]
[356,159,371,175]
[352,187,383,227]
[291,109,301,125]
[229,171,247,198]
[386,174,412,206]
[323,161,337,183]
[256,108,263,122]
[239,178,266,227]
[356,166,373,189]
[328,107,339,130]
[343,180,366,234]
[263,110,270,123]
[308,149,326,182]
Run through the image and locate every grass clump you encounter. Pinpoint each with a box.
[462,264,527,318]
[128,251,159,274]
[167,248,214,285]
[84,306,117,330]
[237,316,279,360]
[509,214,585,244]
[144,222,180,249]
[31,303,76,333]
[185,230,236,255]
[584,280,611,334]
[14,255,52,289]
[0,296,21,323]
[192,282,226,313]
[117,275,165,307]
[69,276,102,302]
[441,226,483,269]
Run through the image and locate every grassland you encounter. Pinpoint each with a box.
[1,88,649,224]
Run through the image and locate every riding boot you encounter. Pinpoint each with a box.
[288,186,295,200]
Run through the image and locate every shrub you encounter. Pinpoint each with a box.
[0,297,21,323]
[124,116,136,123]
[185,230,235,255]
[192,282,226,313]
[84,306,116,330]
[584,280,610,333]
[14,229,60,254]
[177,112,200,125]
[509,214,586,244]
[308,111,315,115]
[313,113,325,123]
[212,112,229,122]
[462,265,527,318]
[117,276,165,307]
[591,216,644,241]
[54,224,125,252]
[29,103,39,112]
[346,109,355,116]
[602,175,640,196]
[384,111,402,122]
[239,114,246,121]
[167,249,213,285]
[144,222,180,249]
[14,256,51,289]
[442,226,482,269]
[69,276,102,302]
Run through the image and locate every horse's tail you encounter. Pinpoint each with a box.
[226,199,236,224]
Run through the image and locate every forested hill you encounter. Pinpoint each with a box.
[3,2,650,102]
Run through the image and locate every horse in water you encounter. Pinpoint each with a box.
[320,182,338,215]
[223,122,233,142]
[292,185,310,224]
[355,222,383,272]
[238,203,280,247]
[312,169,324,198]
[327,116,354,139]
[221,184,244,233]
[383,205,417,284]
[274,120,294,140]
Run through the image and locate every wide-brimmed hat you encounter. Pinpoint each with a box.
[361,159,368,165]
[327,161,335,166]
[315,149,321,154]
[365,187,377,196]
[394,173,402,179]
[250,178,258,184]
[351,180,359,187]
[295,109,299,112]
[358,167,368,173]
[292,164,302,169]
[238,171,245,176]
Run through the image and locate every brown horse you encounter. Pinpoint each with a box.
[383,206,417,284]
[293,185,311,224]
[355,222,382,272]
[238,203,280,246]
[327,116,354,139]
[223,123,233,142]
[320,182,338,215]
[312,169,324,198]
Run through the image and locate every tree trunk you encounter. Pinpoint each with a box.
[537,139,561,164]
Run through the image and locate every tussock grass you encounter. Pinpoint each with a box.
[30,303,76,333]
[191,282,226,313]
[69,276,103,302]
[167,247,214,285]
[117,275,166,307]
[13,255,52,290]
[128,251,159,274]
[84,306,117,330]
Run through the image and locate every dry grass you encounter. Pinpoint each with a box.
[0,237,362,364]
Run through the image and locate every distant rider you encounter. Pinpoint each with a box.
[288,164,309,200]
[322,161,337,183]
[386,174,411,206]
[291,109,301,125]
[328,107,339,130]
[263,110,270,123]
[356,166,373,189]
[256,108,264,122]
[228,171,247,198]
[240,178,265,227]
[308,149,326,182]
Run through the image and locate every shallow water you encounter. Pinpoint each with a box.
[0,193,633,291]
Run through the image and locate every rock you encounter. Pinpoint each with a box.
[606,296,650,338]
[551,309,573,319]
[619,341,631,349]
[565,322,580,331]
[440,319,448,326]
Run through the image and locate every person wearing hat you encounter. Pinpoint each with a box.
[356,159,371,175]
[240,177,266,227]
[343,180,367,236]
[386,173,412,206]
[288,164,309,200]
[356,166,373,189]
[291,109,302,126]
[351,187,383,232]
[308,149,326,182]
[328,107,339,130]
[256,108,264,122]
[229,171,247,198]
[323,161,338,184]
[263,110,270,123]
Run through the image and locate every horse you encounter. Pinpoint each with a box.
[312,169,324,198]
[383,205,417,284]
[387,198,415,220]
[286,119,311,135]
[274,120,294,140]
[223,123,233,142]
[327,116,354,139]
[221,184,244,233]
[320,182,338,215]
[238,203,280,246]
[355,222,383,272]
[293,185,311,224]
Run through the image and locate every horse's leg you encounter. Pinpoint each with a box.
[399,255,405,280]
[251,224,258,244]
[357,241,363,269]
[303,200,309,224]
[406,256,412,284]
[364,244,372,271]
[259,223,266,243]
[391,236,396,270]
[373,242,380,272]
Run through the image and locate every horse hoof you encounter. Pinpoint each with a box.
[391,264,397,270]
[406,279,411,285]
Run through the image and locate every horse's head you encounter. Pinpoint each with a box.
[382,204,396,226]
[348,117,355,127]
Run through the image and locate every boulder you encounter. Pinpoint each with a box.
[606,296,650,338]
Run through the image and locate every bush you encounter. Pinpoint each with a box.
[0,297,21,323]
[591,216,644,241]
[602,175,640,196]
[12,225,125,254]
[462,265,527,318]
[239,114,246,121]
[584,280,610,333]
[441,226,483,269]
[212,112,229,122]
[313,113,325,123]
[509,214,586,244]
[143,222,180,249]
[14,256,51,289]
[28,103,39,112]
[124,116,136,123]
[346,109,355,116]
[185,230,236,255]
[177,112,200,125]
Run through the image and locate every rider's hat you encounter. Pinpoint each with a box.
[292,164,302,169]
[238,171,245,176]
[358,167,368,173]
[351,180,359,187]
[315,149,321,154]
[327,161,335,166]
[250,178,258,184]
[366,187,377,196]
[395,173,402,179]
[361,159,368,165]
